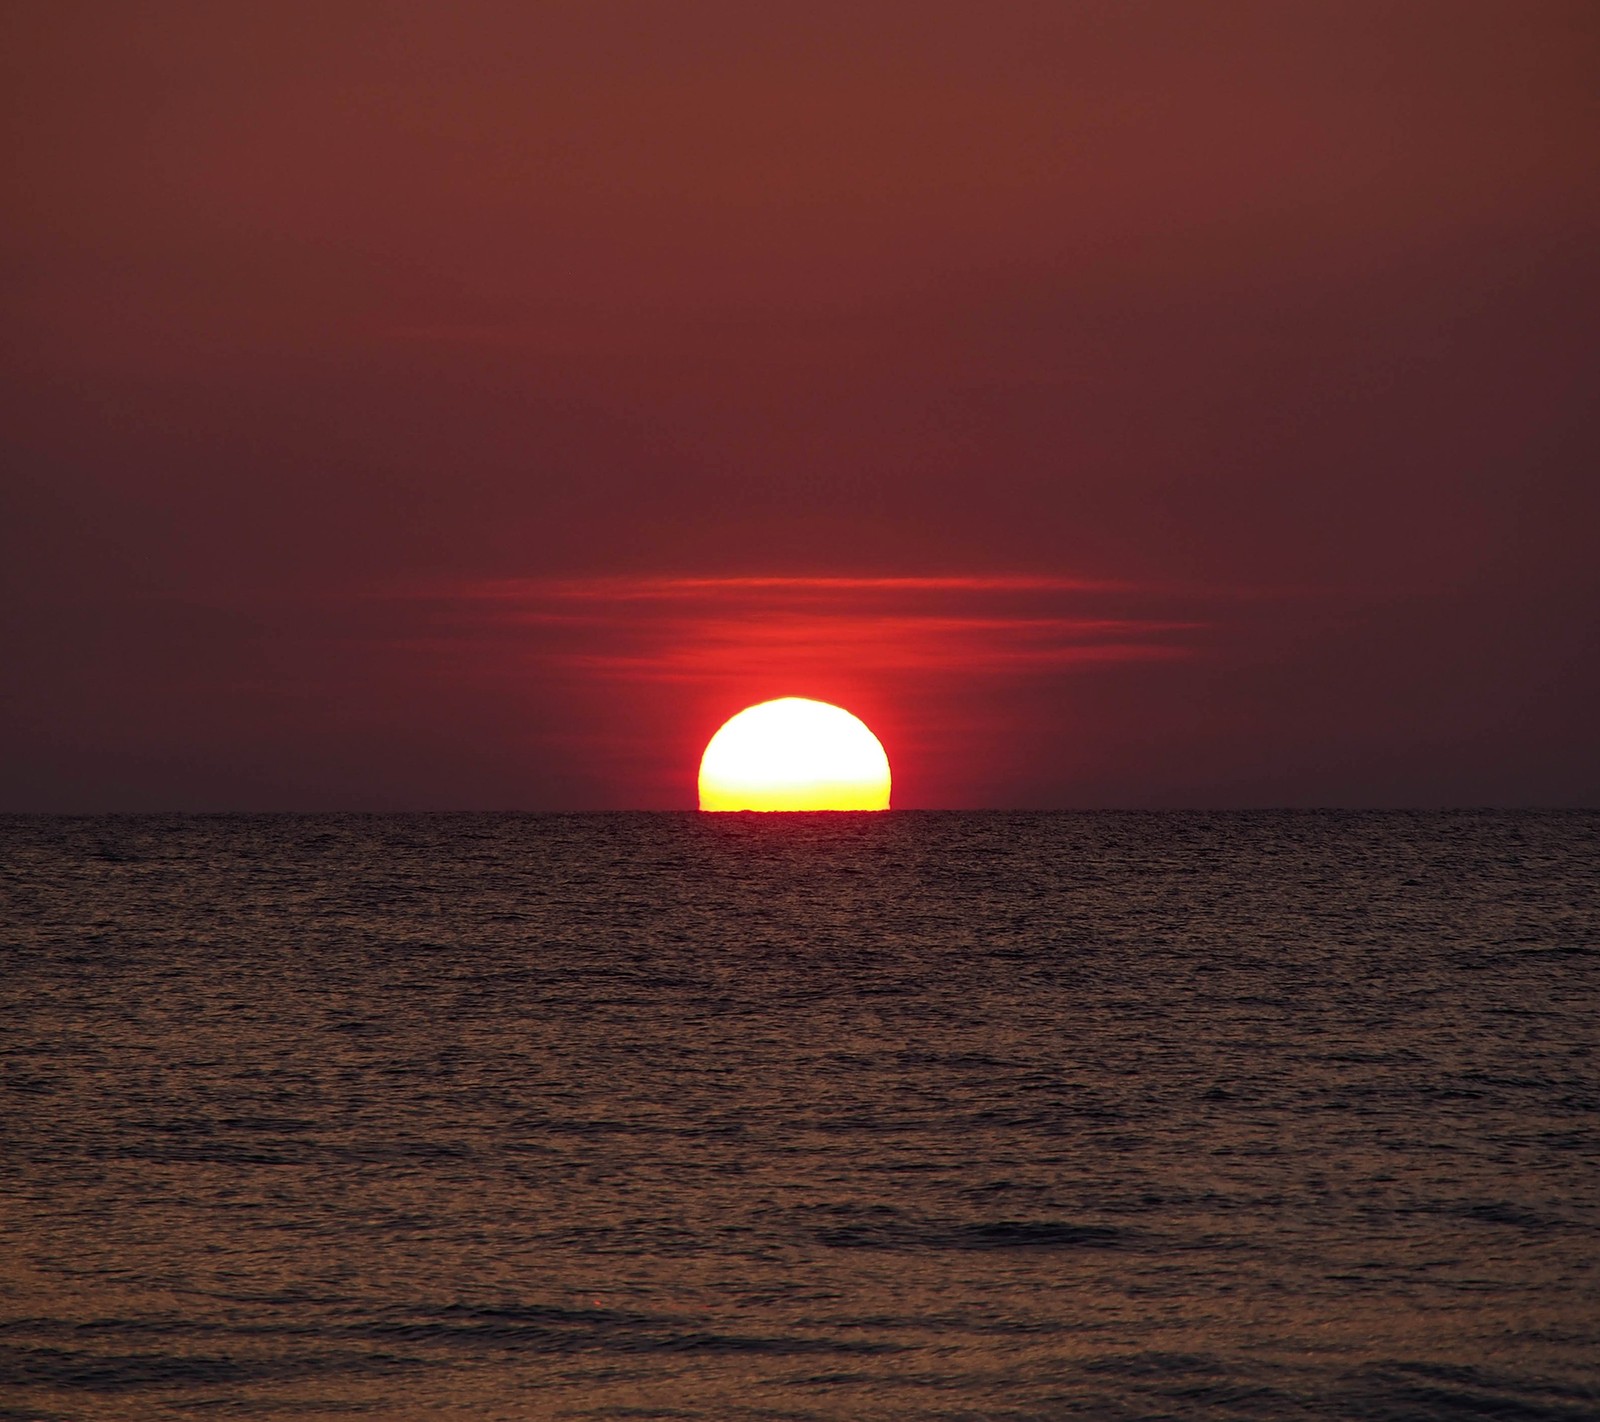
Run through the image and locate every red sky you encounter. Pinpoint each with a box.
[3,0,1597,809]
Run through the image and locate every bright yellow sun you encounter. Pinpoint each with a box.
[698,698,891,811]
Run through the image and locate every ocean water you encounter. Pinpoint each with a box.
[2,811,1597,1421]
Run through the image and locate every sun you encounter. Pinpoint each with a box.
[698,698,891,811]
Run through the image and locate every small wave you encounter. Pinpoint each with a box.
[815,1213,1122,1252]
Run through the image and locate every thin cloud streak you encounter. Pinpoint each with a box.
[569,642,1189,684]
[450,573,1134,603]
[415,574,1207,690]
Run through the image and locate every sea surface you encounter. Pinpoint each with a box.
[2,812,1597,1421]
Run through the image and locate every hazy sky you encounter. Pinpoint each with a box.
[4,1,1597,809]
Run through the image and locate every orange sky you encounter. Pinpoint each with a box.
[3,1,1597,807]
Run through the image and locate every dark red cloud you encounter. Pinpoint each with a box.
[3,2,1596,807]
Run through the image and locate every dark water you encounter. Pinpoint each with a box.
[2,812,1597,1421]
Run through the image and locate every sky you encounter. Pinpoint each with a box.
[3,0,1597,810]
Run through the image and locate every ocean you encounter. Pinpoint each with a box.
[2,811,1596,1420]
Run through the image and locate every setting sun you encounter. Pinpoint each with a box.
[698,698,891,811]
